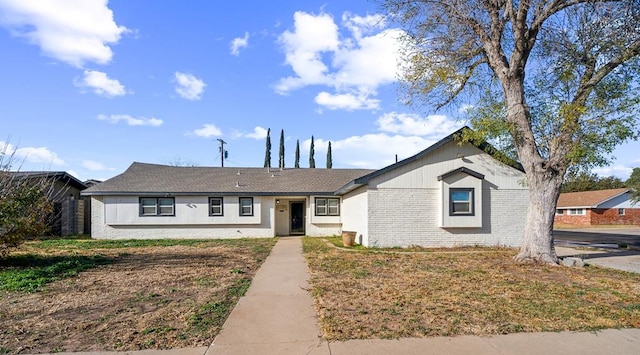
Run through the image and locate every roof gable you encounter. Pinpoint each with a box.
[557,188,630,208]
[437,167,485,181]
[336,127,521,195]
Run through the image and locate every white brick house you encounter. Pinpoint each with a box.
[83,127,529,247]
[336,128,529,248]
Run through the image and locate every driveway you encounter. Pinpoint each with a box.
[554,227,640,273]
[553,227,640,248]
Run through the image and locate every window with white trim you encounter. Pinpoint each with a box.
[556,209,563,215]
[140,197,175,216]
[315,198,340,216]
[618,208,625,216]
[449,188,474,216]
[209,197,223,216]
[567,208,586,215]
[239,197,253,216]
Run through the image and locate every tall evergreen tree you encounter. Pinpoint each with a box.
[294,139,300,168]
[279,129,285,168]
[326,141,332,169]
[263,128,271,168]
[309,136,315,168]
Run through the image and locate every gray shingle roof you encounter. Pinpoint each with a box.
[82,162,374,196]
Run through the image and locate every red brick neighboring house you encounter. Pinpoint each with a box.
[555,188,640,226]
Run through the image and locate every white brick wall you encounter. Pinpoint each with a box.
[365,187,528,248]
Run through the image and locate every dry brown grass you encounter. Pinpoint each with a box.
[0,238,275,354]
[303,238,640,340]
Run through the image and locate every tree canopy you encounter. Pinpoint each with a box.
[385,0,640,264]
[561,171,625,193]
[626,168,640,202]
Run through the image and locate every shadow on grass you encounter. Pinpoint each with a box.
[0,254,114,293]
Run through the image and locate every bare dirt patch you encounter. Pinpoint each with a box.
[303,238,640,341]
[0,239,275,354]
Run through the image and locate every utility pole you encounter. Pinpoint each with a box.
[217,139,227,167]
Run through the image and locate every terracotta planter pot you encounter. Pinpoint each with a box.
[341,231,356,247]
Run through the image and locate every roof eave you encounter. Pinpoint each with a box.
[82,191,340,197]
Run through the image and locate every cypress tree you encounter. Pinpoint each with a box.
[294,139,300,168]
[326,141,332,169]
[279,129,285,168]
[263,128,271,168]
[309,136,315,168]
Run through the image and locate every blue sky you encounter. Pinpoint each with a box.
[1,0,638,182]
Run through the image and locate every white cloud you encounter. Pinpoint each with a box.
[230,31,249,56]
[174,72,206,100]
[275,11,404,111]
[0,0,129,67]
[315,91,380,111]
[97,114,163,127]
[81,159,111,171]
[593,165,634,180]
[376,112,460,136]
[304,134,435,169]
[234,126,268,139]
[193,124,222,138]
[0,141,66,166]
[297,113,461,169]
[75,70,126,97]
[276,11,339,93]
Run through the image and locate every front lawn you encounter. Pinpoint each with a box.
[303,238,640,340]
[0,238,276,354]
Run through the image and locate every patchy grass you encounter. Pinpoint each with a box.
[0,254,113,293]
[303,237,640,340]
[0,238,276,354]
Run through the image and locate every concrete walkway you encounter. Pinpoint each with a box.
[50,238,640,355]
[206,237,322,354]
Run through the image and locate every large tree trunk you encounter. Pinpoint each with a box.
[514,166,564,264]
[502,81,565,265]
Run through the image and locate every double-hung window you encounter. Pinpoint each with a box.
[315,198,340,216]
[239,197,253,216]
[209,197,224,216]
[568,208,586,215]
[140,197,175,216]
[449,188,474,216]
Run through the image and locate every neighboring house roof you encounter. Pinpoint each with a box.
[84,179,103,187]
[9,171,87,190]
[336,126,521,195]
[81,162,375,196]
[556,188,630,208]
